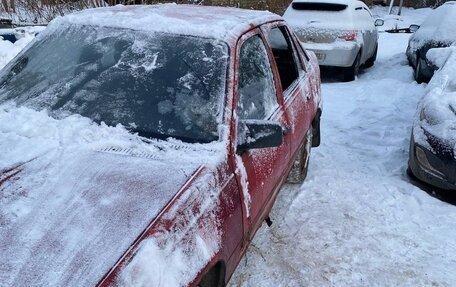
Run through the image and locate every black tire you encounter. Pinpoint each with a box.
[414,57,427,84]
[287,129,312,184]
[342,52,361,82]
[364,45,377,68]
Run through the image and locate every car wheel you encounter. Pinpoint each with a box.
[364,45,377,68]
[312,110,321,147]
[414,57,427,84]
[287,128,312,184]
[342,52,361,82]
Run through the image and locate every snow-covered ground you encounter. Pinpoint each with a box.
[1,6,455,287]
[228,7,456,287]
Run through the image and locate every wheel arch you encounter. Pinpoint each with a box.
[197,260,226,287]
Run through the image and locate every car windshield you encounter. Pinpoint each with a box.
[0,24,229,143]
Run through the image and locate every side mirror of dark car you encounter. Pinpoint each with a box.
[374,19,384,27]
[236,119,283,155]
[409,24,420,33]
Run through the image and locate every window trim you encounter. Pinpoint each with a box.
[261,23,305,97]
[235,30,281,121]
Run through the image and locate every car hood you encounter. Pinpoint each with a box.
[0,139,222,286]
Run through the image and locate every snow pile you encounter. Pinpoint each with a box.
[0,32,34,70]
[412,4,456,45]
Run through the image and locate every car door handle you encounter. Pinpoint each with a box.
[282,126,292,135]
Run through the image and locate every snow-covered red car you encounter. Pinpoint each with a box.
[0,4,321,287]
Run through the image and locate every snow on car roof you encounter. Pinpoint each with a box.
[54,4,281,42]
[413,4,456,44]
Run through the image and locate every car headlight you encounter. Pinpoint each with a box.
[419,108,439,125]
[415,146,445,179]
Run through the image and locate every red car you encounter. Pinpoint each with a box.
[0,4,321,287]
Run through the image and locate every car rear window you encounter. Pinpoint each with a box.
[292,2,348,11]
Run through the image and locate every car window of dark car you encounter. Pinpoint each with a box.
[0,24,229,143]
[237,35,278,120]
[267,26,300,92]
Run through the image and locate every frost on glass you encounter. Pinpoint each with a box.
[237,36,278,120]
[0,24,229,143]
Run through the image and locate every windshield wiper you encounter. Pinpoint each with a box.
[130,128,212,144]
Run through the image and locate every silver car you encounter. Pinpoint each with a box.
[284,0,383,81]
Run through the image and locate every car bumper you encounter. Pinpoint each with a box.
[409,131,456,191]
[301,42,359,68]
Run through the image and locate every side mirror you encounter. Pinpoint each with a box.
[237,119,283,155]
[426,47,452,69]
[409,24,420,33]
[374,19,384,27]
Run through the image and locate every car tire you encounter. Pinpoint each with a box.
[342,52,361,82]
[406,166,416,179]
[414,56,427,84]
[312,110,321,147]
[364,45,377,68]
[287,128,312,184]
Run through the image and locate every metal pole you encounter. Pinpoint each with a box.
[398,0,404,15]
[388,0,395,14]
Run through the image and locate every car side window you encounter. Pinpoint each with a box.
[267,27,299,92]
[237,35,278,120]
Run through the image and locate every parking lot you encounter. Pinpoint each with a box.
[229,7,456,287]
[1,5,456,287]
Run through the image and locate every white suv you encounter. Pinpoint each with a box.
[284,0,383,81]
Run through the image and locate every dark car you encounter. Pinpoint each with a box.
[0,18,18,43]
[0,4,322,287]
[406,1,456,83]
[409,46,456,190]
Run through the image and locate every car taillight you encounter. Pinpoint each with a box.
[339,31,356,41]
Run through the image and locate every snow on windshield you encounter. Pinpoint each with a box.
[0,23,229,143]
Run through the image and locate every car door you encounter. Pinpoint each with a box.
[233,30,291,242]
[262,24,315,156]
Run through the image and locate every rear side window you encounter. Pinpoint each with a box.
[237,35,278,120]
[292,2,348,11]
[267,27,299,92]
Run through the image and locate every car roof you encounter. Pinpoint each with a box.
[413,3,456,43]
[55,4,282,43]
